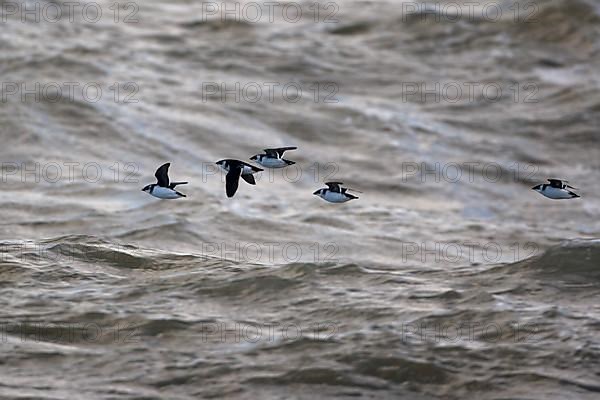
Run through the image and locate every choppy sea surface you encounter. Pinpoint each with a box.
[1,0,600,398]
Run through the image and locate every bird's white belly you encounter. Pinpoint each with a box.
[322,191,350,203]
[152,187,182,199]
[259,158,287,168]
[542,187,573,199]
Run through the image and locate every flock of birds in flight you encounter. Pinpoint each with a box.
[142,147,581,202]
[141,146,360,203]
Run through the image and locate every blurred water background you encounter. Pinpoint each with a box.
[0,0,599,398]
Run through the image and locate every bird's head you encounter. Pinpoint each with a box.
[249,154,259,161]
[215,160,227,169]
[531,184,543,192]
[142,184,152,193]
[313,189,323,196]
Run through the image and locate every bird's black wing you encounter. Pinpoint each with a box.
[263,149,278,158]
[241,174,256,185]
[226,166,241,197]
[325,182,343,192]
[265,147,297,158]
[155,163,170,187]
[169,181,188,189]
[548,179,564,188]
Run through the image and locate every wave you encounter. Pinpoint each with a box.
[509,239,600,280]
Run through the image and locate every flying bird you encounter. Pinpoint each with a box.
[532,179,580,199]
[313,182,360,203]
[142,163,188,199]
[216,159,263,198]
[250,147,297,168]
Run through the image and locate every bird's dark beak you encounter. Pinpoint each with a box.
[250,155,257,160]
[313,190,320,195]
[141,188,145,191]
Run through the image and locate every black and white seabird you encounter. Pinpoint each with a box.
[532,179,580,199]
[142,163,188,199]
[313,182,359,203]
[216,159,263,198]
[250,147,297,168]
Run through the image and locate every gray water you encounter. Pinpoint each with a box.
[1,0,600,398]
